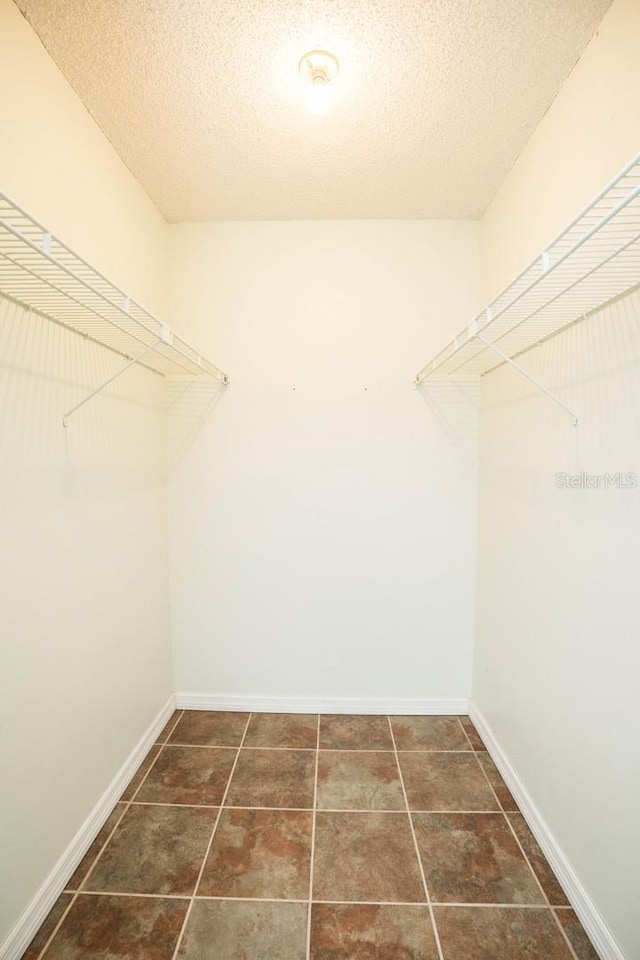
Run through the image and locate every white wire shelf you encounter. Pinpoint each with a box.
[0,191,228,413]
[416,152,640,405]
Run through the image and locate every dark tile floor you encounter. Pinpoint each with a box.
[22,712,600,960]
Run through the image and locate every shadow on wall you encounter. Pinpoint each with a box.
[165,376,227,468]
[0,297,229,479]
[476,290,640,474]
[0,297,166,487]
[416,379,480,468]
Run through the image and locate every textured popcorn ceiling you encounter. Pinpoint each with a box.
[15,0,613,221]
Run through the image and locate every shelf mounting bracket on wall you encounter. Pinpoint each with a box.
[473,328,578,425]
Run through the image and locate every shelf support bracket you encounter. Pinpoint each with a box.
[475,333,578,426]
[62,337,163,427]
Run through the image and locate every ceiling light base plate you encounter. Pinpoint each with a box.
[298,50,339,86]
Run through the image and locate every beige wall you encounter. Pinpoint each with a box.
[473,1,640,956]
[166,220,480,703]
[0,0,172,946]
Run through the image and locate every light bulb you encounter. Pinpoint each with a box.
[308,78,329,116]
[299,50,339,116]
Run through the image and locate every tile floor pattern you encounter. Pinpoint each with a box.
[21,712,600,960]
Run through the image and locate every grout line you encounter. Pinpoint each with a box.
[315,900,568,909]
[551,907,583,958]
[503,811,581,960]
[318,746,400,753]
[129,712,185,802]
[34,889,83,958]
[467,733,511,816]
[164,743,476,753]
[550,906,598,958]
[61,802,129,893]
[169,712,253,960]
[308,807,505,815]
[37,710,185,960]
[341,748,474,754]
[430,902,573,910]
[463,720,582,960]
[395,749,476,755]
[77,715,182,889]
[387,717,446,960]
[129,801,221,809]
[501,811,562,905]
[162,742,251,751]
[39,889,573,908]
[456,716,486,753]
[305,714,320,960]
[194,896,308,904]
[136,802,313,811]
[124,801,514,814]
[241,744,318,751]
[157,711,187,746]
[63,890,191,900]
[456,716,477,752]
[400,808,521,817]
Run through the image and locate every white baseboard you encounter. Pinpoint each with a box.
[0,694,176,960]
[176,693,469,715]
[468,701,625,960]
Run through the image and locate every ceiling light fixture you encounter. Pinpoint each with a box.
[298,50,339,115]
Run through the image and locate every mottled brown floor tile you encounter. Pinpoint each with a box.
[413,813,544,904]
[399,753,499,811]
[433,906,573,960]
[477,753,518,810]
[42,894,188,960]
[313,812,424,902]
[390,716,470,751]
[120,745,161,801]
[83,804,216,895]
[310,903,439,960]
[156,710,182,744]
[177,899,307,960]
[65,803,128,890]
[169,710,249,747]
[319,715,394,751]
[244,713,318,749]
[459,716,486,751]
[507,813,569,905]
[555,909,600,960]
[21,893,73,960]
[226,749,315,808]
[198,808,312,898]
[135,745,235,805]
[317,751,404,810]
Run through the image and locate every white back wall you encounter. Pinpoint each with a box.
[167,220,480,703]
[474,0,640,956]
[0,0,171,948]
